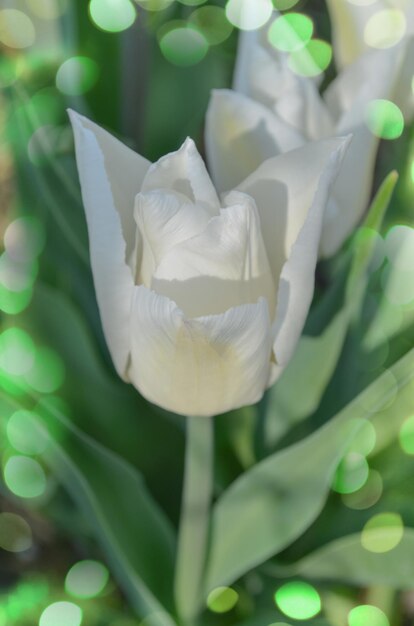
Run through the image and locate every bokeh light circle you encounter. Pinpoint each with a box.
[385,225,414,271]
[26,0,68,20]
[4,456,47,499]
[348,604,389,626]
[24,347,65,393]
[65,560,110,599]
[225,0,273,32]
[0,512,32,552]
[399,415,414,455]
[364,9,406,49]
[0,327,35,377]
[0,10,35,49]
[207,586,239,613]
[39,601,82,626]
[159,26,209,66]
[4,216,45,263]
[288,39,332,77]
[268,13,313,52]
[56,57,99,96]
[332,452,369,494]
[89,0,136,33]
[361,512,404,553]
[343,469,383,510]
[189,7,233,46]
[366,99,404,139]
[7,410,48,455]
[274,582,321,620]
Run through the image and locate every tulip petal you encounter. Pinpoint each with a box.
[68,110,150,259]
[69,110,147,378]
[134,189,211,287]
[151,192,275,318]
[325,0,374,69]
[237,137,350,366]
[142,137,220,215]
[128,287,273,416]
[205,89,304,193]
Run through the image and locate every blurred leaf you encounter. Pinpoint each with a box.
[26,283,184,520]
[264,309,349,448]
[1,393,177,626]
[204,347,414,594]
[279,528,414,588]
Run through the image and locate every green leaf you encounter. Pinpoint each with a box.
[346,171,398,306]
[204,347,414,594]
[1,393,177,626]
[264,309,349,448]
[280,528,414,588]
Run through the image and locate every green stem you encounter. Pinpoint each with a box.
[174,416,214,626]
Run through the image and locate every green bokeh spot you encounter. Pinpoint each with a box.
[366,99,404,140]
[56,56,99,96]
[39,601,82,626]
[189,7,233,46]
[289,39,332,77]
[65,560,110,599]
[207,586,239,613]
[3,456,47,499]
[7,410,48,455]
[89,0,136,32]
[399,415,414,454]
[332,452,369,494]
[160,26,209,66]
[275,582,321,620]
[348,605,389,626]
[268,13,313,52]
[0,284,32,314]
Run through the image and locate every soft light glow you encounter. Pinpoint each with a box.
[366,99,404,140]
[268,13,313,52]
[385,225,414,271]
[348,420,377,456]
[189,7,233,46]
[4,216,45,263]
[3,456,47,499]
[89,0,136,33]
[273,0,299,8]
[0,328,35,377]
[274,582,321,620]
[288,39,332,77]
[0,512,32,553]
[207,587,239,613]
[136,0,174,10]
[361,512,404,553]
[381,263,414,305]
[333,452,369,494]
[159,26,209,66]
[364,9,406,49]
[0,9,35,49]
[225,0,273,31]
[26,0,68,19]
[65,561,109,599]
[399,415,414,454]
[343,469,383,510]
[56,57,99,96]
[348,605,390,626]
[39,602,82,626]
[0,284,32,315]
[7,410,48,455]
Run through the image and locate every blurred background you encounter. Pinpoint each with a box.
[1,1,414,625]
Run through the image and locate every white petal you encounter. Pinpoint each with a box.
[128,287,273,416]
[325,0,374,69]
[68,110,150,259]
[134,190,211,287]
[141,137,220,215]
[205,89,304,193]
[69,110,142,378]
[152,192,276,319]
[238,137,350,366]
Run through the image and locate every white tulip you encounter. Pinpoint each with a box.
[206,21,399,257]
[325,0,414,120]
[69,110,348,416]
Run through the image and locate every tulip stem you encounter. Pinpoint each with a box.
[174,416,214,626]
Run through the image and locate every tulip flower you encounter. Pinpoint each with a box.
[325,0,414,120]
[69,110,348,417]
[206,23,398,257]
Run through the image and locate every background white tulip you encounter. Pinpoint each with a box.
[69,110,348,417]
[325,0,414,120]
[206,21,399,257]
